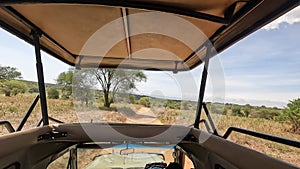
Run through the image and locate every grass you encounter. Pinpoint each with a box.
[0,94,77,132]
[0,95,299,166]
[213,115,300,166]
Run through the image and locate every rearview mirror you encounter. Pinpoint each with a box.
[120,148,135,155]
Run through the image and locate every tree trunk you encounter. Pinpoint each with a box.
[85,98,88,106]
[104,92,110,108]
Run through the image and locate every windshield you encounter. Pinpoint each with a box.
[84,154,164,169]
[77,144,172,169]
[72,67,203,126]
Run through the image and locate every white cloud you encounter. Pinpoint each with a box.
[263,6,300,30]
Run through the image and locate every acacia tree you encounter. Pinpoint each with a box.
[0,66,24,96]
[56,68,74,99]
[93,68,146,108]
[0,66,21,81]
[73,69,97,106]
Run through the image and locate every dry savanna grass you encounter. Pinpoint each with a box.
[214,115,300,166]
[0,95,299,167]
[0,94,77,133]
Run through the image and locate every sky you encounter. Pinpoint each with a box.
[218,6,300,107]
[0,6,299,108]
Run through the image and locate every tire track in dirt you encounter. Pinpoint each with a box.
[122,107,162,124]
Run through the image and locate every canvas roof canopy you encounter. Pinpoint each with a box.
[0,0,299,71]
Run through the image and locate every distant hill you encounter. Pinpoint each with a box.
[19,79,58,89]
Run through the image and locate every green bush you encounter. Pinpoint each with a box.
[222,106,229,115]
[8,106,18,113]
[139,97,150,107]
[255,108,280,120]
[242,104,251,117]
[232,105,243,116]
[279,98,300,134]
[129,94,136,104]
[28,86,39,93]
[98,97,104,103]
[0,80,28,96]
[165,100,180,109]
[47,88,59,99]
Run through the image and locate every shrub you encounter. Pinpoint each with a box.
[223,106,229,115]
[0,80,28,96]
[129,94,136,104]
[279,98,300,134]
[242,104,251,117]
[8,106,18,113]
[28,86,39,93]
[139,97,151,107]
[165,100,180,109]
[255,108,280,120]
[232,105,243,116]
[47,88,59,99]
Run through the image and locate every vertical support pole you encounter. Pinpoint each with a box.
[194,44,212,129]
[31,30,49,125]
[68,148,77,169]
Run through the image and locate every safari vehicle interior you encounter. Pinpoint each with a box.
[0,0,300,169]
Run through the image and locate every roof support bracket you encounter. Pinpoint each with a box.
[31,29,49,125]
[37,131,68,141]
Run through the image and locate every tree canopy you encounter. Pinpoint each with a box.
[281,98,300,134]
[93,68,147,108]
[0,66,22,81]
[56,68,74,99]
[0,65,24,96]
[72,68,146,108]
[73,69,97,106]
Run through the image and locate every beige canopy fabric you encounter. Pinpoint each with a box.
[0,0,299,71]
